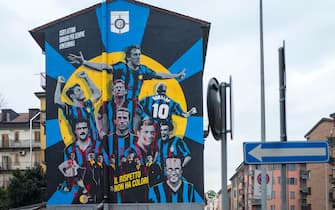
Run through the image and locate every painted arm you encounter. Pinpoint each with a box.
[182,156,192,168]
[78,71,101,103]
[181,107,197,118]
[68,51,113,71]
[155,69,186,80]
[54,76,66,107]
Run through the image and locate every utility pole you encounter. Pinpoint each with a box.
[259,0,267,209]
[279,41,287,210]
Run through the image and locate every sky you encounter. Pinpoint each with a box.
[1,0,335,193]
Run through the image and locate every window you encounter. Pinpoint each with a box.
[271,205,276,210]
[271,191,276,199]
[14,131,19,141]
[288,177,297,185]
[34,131,40,142]
[307,170,311,179]
[288,164,296,171]
[290,191,295,199]
[14,153,19,165]
[1,134,9,147]
[277,177,281,184]
[308,187,311,195]
[290,205,295,210]
[34,151,42,163]
[2,156,10,170]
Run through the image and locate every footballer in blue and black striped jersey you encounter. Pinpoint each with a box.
[58,119,108,203]
[137,82,197,126]
[149,157,202,203]
[156,121,191,168]
[68,45,185,115]
[54,72,101,142]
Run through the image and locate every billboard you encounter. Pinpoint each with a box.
[30,0,210,207]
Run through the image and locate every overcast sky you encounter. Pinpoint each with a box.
[1,0,335,193]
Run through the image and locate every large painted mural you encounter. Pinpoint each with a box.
[30,0,210,205]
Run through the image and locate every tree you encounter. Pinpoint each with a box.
[0,93,6,108]
[7,165,46,208]
[0,187,9,209]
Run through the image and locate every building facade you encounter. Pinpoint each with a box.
[0,108,41,187]
[304,115,335,210]
[228,162,307,210]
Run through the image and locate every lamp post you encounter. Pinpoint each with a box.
[29,111,40,168]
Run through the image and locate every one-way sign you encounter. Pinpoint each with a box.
[244,141,329,164]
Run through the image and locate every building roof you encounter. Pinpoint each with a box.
[11,113,29,123]
[30,0,210,52]
[304,117,333,138]
[0,109,40,128]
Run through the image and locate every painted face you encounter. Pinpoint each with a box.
[138,124,156,146]
[72,86,85,101]
[112,81,126,97]
[160,125,170,141]
[75,122,89,141]
[114,110,130,132]
[127,48,141,67]
[165,158,182,183]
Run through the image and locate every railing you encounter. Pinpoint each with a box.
[299,198,308,206]
[251,199,261,205]
[0,161,41,171]
[300,170,308,179]
[300,186,308,193]
[0,139,40,148]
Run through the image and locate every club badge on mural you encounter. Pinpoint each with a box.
[111,11,129,34]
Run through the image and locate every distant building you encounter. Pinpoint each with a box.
[0,108,42,188]
[228,162,307,210]
[34,90,46,171]
[305,114,335,210]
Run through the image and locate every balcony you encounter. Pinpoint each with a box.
[300,170,308,179]
[0,161,38,172]
[330,157,335,165]
[251,199,261,205]
[0,139,40,149]
[300,186,308,194]
[299,198,308,207]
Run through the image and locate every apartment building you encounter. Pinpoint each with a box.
[304,114,335,210]
[229,162,307,210]
[0,108,41,187]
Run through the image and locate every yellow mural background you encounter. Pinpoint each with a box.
[58,52,187,146]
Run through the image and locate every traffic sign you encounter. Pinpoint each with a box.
[244,141,329,164]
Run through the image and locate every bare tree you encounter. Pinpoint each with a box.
[0,94,7,108]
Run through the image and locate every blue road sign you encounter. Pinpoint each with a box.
[244,141,329,164]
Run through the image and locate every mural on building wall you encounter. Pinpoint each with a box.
[31,0,209,205]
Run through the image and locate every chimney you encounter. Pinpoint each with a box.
[29,108,40,120]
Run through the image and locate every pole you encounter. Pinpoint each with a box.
[220,82,229,210]
[29,111,40,168]
[279,41,287,210]
[246,168,249,210]
[259,0,267,209]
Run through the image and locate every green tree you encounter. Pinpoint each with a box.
[7,165,46,208]
[0,187,9,209]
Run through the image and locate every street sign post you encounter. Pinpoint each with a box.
[244,141,329,164]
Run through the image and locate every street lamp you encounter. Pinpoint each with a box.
[29,111,40,168]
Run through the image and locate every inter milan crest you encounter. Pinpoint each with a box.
[111,11,129,34]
